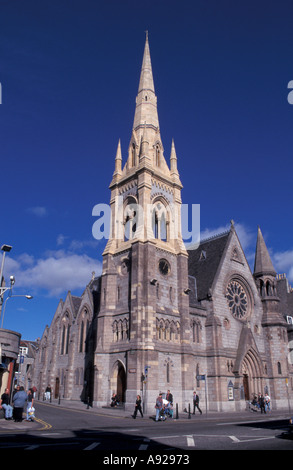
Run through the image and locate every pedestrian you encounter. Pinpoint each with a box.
[155,392,163,421]
[264,393,271,412]
[166,389,173,404]
[258,394,266,414]
[110,393,118,407]
[12,386,28,422]
[26,388,35,421]
[0,388,13,420]
[132,394,143,419]
[12,385,20,398]
[192,391,202,415]
[45,385,51,401]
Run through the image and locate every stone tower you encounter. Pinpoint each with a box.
[253,226,289,407]
[94,34,192,412]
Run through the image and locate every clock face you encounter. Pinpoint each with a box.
[159,259,170,276]
[226,280,248,319]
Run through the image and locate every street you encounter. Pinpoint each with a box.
[0,401,292,459]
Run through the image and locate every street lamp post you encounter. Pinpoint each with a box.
[0,244,13,323]
[0,243,33,329]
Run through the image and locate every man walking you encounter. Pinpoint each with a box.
[193,391,202,415]
[155,392,164,421]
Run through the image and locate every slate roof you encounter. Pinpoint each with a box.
[188,231,230,301]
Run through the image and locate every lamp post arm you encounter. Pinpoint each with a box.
[1,294,33,329]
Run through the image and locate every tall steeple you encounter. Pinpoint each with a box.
[121,32,171,177]
[132,32,160,140]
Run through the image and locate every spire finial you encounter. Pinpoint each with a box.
[145,30,149,41]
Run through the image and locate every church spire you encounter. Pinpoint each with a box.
[253,226,276,278]
[170,139,178,172]
[132,32,159,138]
[114,139,122,174]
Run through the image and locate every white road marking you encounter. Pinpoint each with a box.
[187,435,195,447]
[139,438,150,450]
[84,442,100,450]
[229,435,240,443]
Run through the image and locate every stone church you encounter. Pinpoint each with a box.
[32,36,293,413]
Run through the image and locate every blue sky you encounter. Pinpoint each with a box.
[0,0,293,341]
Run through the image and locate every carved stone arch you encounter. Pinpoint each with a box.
[110,359,126,403]
[163,357,174,384]
[165,319,170,340]
[123,195,138,240]
[153,140,163,167]
[233,325,265,400]
[240,347,264,400]
[112,320,119,342]
[151,195,171,241]
[77,303,91,322]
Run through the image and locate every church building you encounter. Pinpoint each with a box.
[32,35,293,413]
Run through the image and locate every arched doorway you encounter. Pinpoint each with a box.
[111,360,126,403]
[117,363,126,403]
[241,348,264,401]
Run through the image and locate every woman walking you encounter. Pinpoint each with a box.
[132,395,143,419]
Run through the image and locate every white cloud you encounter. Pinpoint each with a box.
[26,206,48,217]
[56,234,68,246]
[200,222,255,252]
[272,250,293,283]
[4,250,101,297]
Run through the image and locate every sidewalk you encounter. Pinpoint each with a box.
[38,397,290,418]
[0,398,290,431]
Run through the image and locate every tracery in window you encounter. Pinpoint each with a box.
[124,196,138,241]
[112,318,129,342]
[190,319,202,343]
[156,318,180,342]
[226,280,248,319]
[152,201,169,241]
[60,313,72,355]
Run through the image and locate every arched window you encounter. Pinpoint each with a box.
[79,321,84,353]
[152,201,168,241]
[131,143,136,167]
[155,144,160,166]
[75,368,79,385]
[65,325,71,354]
[124,197,137,241]
[61,325,66,355]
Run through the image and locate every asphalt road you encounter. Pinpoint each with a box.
[0,401,292,459]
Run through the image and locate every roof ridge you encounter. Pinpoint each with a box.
[188,229,230,250]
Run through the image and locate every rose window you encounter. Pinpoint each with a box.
[226,280,248,319]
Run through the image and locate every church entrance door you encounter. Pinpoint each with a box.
[117,362,126,403]
[243,374,249,400]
